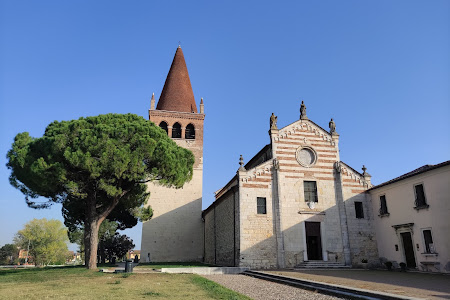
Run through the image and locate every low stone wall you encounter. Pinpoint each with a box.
[161,267,249,275]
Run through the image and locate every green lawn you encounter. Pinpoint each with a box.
[0,266,250,300]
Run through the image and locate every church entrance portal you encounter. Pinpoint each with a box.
[305,221,322,260]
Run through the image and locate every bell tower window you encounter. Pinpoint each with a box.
[185,124,195,139]
[159,121,168,134]
[172,122,181,138]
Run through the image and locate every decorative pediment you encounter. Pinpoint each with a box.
[274,120,335,146]
[335,161,373,188]
[240,158,274,183]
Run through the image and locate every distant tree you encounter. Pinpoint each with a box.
[7,114,193,269]
[97,220,120,263]
[14,218,69,266]
[0,244,18,265]
[101,233,135,263]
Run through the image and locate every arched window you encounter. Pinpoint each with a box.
[172,122,181,138]
[185,123,195,139]
[159,121,168,134]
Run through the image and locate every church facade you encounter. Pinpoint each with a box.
[203,103,379,269]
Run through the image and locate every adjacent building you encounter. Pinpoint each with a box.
[369,161,450,272]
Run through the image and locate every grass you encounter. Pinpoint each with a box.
[0,266,250,299]
[136,261,215,269]
[191,275,252,300]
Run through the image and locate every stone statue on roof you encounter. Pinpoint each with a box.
[300,101,308,120]
[329,118,337,135]
[270,113,278,129]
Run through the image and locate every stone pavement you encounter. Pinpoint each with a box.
[204,274,344,300]
[265,269,450,300]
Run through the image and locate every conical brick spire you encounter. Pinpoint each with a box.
[156,46,197,113]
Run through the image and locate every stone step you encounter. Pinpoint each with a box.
[295,266,350,269]
[298,261,343,264]
[295,261,349,269]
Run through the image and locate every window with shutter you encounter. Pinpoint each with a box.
[379,195,389,215]
[414,184,427,208]
[423,230,434,253]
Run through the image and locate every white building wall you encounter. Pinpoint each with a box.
[369,164,450,272]
[141,168,204,262]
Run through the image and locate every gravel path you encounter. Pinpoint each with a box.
[203,274,346,300]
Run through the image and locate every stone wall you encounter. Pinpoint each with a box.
[203,187,238,266]
[338,162,378,267]
[238,159,278,269]
[215,191,236,266]
[204,207,215,264]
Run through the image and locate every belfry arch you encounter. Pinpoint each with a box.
[172,122,181,138]
[185,123,195,139]
[159,121,168,134]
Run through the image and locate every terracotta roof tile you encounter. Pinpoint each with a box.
[156,47,197,113]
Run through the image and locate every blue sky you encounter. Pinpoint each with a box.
[1,0,449,251]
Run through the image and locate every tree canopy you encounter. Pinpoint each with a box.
[14,218,69,266]
[0,244,18,265]
[100,232,135,263]
[7,113,194,269]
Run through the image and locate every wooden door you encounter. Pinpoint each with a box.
[401,232,416,268]
[305,222,322,260]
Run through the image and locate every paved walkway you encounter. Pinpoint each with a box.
[203,274,344,300]
[265,269,450,300]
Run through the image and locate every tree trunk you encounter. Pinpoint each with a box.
[84,194,122,269]
[84,197,100,270]
[85,218,100,269]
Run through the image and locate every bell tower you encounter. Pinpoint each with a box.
[141,46,205,262]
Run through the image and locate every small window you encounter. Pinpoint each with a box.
[379,195,388,215]
[159,121,168,134]
[304,181,318,202]
[172,122,181,138]
[423,230,435,253]
[355,201,364,219]
[414,184,427,207]
[185,124,195,139]
[257,197,266,214]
